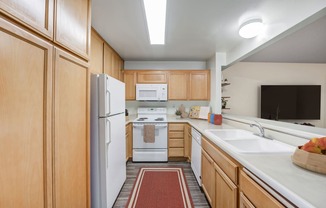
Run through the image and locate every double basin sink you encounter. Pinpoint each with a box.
[204,129,295,154]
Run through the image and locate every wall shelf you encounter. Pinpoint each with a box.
[222,82,231,87]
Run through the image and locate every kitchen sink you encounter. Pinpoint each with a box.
[205,129,295,154]
[224,139,295,154]
[205,129,260,140]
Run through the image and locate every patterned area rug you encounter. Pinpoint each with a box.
[125,167,194,208]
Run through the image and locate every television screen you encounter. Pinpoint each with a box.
[261,85,321,120]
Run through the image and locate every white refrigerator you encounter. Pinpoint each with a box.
[91,74,126,208]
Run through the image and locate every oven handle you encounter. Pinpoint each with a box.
[133,125,167,129]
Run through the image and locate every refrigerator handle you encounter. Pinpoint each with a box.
[105,119,112,168]
[106,89,111,115]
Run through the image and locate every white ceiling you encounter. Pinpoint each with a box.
[91,0,326,65]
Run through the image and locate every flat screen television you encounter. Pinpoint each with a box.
[261,85,321,120]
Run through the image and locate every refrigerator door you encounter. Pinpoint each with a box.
[99,113,126,208]
[98,74,125,117]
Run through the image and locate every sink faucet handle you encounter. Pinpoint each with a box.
[250,121,265,137]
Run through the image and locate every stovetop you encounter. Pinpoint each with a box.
[133,107,167,123]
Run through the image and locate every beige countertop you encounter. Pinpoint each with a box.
[125,114,326,208]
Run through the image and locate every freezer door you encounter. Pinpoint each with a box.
[99,114,126,208]
[98,74,125,117]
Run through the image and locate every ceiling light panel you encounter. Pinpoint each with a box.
[239,18,264,39]
[143,0,167,45]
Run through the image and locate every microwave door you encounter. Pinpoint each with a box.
[99,74,125,117]
[137,89,158,101]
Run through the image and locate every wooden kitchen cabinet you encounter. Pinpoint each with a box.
[53,48,90,208]
[168,71,188,100]
[137,71,167,83]
[90,28,104,74]
[124,71,137,100]
[54,0,91,59]
[240,171,285,208]
[201,149,215,207]
[0,0,54,38]
[126,123,132,161]
[189,70,210,100]
[0,17,53,208]
[184,124,192,160]
[104,43,123,80]
[215,163,238,208]
[168,123,185,158]
[239,192,255,208]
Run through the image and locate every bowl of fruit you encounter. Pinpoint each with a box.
[292,137,326,175]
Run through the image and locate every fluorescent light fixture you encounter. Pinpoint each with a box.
[143,0,167,45]
[239,18,263,39]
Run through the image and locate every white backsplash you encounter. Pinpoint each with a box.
[126,101,210,115]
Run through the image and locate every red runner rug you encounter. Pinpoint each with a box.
[125,167,194,208]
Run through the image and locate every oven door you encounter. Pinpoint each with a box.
[133,123,168,148]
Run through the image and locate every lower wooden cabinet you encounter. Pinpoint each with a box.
[184,124,192,160]
[168,123,185,158]
[239,171,285,208]
[126,123,132,161]
[214,163,238,208]
[54,48,90,208]
[240,192,255,208]
[201,149,215,207]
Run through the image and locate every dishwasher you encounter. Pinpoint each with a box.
[191,127,202,186]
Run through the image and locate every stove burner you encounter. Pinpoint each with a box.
[155,118,164,121]
[137,117,148,121]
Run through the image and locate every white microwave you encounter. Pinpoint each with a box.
[136,84,167,101]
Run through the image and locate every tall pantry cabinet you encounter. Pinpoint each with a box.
[0,0,91,207]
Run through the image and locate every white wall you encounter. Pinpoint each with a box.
[222,62,326,128]
[126,101,209,115]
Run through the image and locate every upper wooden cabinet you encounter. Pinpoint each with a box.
[189,70,210,100]
[53,48,90,208]
[124,71,137,100]
[54,0,91,59]
[137,71,167,83]
[168,71,188,100]
[0,17,53,208]
[103,43,123,80]
[0,0,54,38]
[90,29,104,74]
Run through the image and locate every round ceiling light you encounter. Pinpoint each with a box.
[239,18,263,39]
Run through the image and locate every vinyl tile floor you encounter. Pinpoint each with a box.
[113,161,210,208]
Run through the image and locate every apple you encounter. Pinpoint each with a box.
[301,137,326,155]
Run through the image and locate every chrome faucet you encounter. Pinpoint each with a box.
[250,121,265,137]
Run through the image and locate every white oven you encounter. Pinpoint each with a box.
[136,84,167,101]
[133,123,168,162]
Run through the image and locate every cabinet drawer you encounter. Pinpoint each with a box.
[169,139,184,148]
[240,171,285,208]
[202,138,238,184]
[169,123,184,131]
[169,132,184,138]
[169,148,184,157]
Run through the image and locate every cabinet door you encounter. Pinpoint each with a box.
[240,192,255,208]
[103,43,114,77]
[0,0,54,38]
[112,52,121,80]
[124,71,137,100]
[201,150,215,207]
[168,71,188,100]
[214,163,237,208]
[0,18,53,208]
[184,124,191,159]
[189,70,210,100]
[90,28,104,74]
[54,48,90,208]
[119,59,124,82]
[240,171,285,208]
[137,71,167,83]
[125,123,132,161]
[54,0,91,59]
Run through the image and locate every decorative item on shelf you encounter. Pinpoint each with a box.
[175,109,182,119]
[207,113,222,125]
[221,78,230,86]
[292,137,326,175]
[221,97,229,109]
